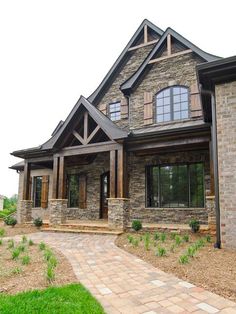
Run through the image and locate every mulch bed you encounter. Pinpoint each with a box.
[0,221,38,237]
[0,224,77,295]
[116,231,236,302]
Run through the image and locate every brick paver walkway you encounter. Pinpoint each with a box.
[24,232,236,314]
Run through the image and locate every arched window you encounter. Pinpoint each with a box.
[156,86,189,123]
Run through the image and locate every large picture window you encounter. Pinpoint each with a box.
[67,174,80,208]
[156,86,189,123]
[146,163,204,208]
[33,176,42,208]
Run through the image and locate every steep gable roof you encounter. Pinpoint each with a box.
[88,19,164,105]
[120,28,221,94]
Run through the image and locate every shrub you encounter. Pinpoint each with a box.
[44,249,53,261]
[39,242,46,251]
[187,246,196,257]
[131,220,142,231]
[179,254,189,264]
[160,233,166,242]
[0,228,5,237]
[18,244,26,252]
[183,234,190,242]
[154,232,160,241]
[170,232,177,240]
[48,256,58,268]
[22,255,30,265]
[8,239,14,249]
[205,235,211,243]
[4,216,17,227]
[28,239,34,246]
[144,233,150,250]
[33,217,43,228]
[0,239,2,245]
[11,267,22,275]
[12,248,20,260]
[175,235,182,246]
[46,265,55,283]
[189,218,200,233]
[127,235,134,244]
[21,235,27,243]
[156,247,167,257]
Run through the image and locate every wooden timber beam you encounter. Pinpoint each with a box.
[52,156,59,199]
[167,34,171,56]
[58,156,65,199]
[22,160,31,200]
[117,147,124,198]
[27,156,53,163]
[127,136,210,152]
[86,125,100,144]
[83,111,88,142]
[144,25,148,44]
[148,49,192,65]
[55,141,122,157]
[109,150,116,198]
[73,130,85,145]
[127,39,158,52]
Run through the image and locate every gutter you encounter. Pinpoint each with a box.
[201,88,221,249]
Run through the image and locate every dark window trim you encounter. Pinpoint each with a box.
[108,101,121,121]
[145,162,205,209]
[155,85,190,123]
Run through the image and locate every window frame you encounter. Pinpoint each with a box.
[108,101,121,121]
[145,162,205,209]
[155,85,190,123]
[33,176,42,208]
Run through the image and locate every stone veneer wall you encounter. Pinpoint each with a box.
[128,150,210,224]
[65,152,110,220]
[17,168,53,222]
[129,53,204,129]
[216,81,236,248]
[97,45,155,130]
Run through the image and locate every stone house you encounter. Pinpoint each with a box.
[10,20,236,248]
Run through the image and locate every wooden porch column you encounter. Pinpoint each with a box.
[52,156,59,199]
[110,150,116,198]
[22,160,31,200]
[117,147,124,198]
[58,156,65,199]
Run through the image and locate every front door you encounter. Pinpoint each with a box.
[100,172,110,219]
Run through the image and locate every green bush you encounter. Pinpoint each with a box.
[11,267,22,275]
[28,239,34,246]
[175,235,182,246]
[0,228,5,237]
[48,256,58,268]
[170,232,177,240]
[189,218,200,233]
[0,239,3,245]
[22,255,30,265]
[187,246,196,257]
[183,234,190,242]
[39,242,46,251]
[21,235,27,243]
[205,235,211,243]
[131,220,142,231]
[4,216,17,227]
[33,217,43,228]
[127,235,134,244]
[12,248,21,260]
[156,247,167,257]
[144,233,150,250]
[18,244,26,252]
[44,249,53,261]
[46,265,55,283]
[179,254,189,264]
[8,239,14,249]
[160,233,166,242]
[154,232,160,241]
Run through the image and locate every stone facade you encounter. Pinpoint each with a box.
[18,200,33,223]
[108,198,130,230]
[216,81,236,248]
[128,150,210,224]
[49,199,67,226]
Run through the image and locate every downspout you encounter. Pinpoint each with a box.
[201,88,221,249]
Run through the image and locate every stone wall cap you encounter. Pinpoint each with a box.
[49,199,68,201]
[206,196,215,200]
[107,198,130,201]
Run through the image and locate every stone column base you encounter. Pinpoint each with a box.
[49,199,67,226]
[18,200,33,224]
[108,198,130,231]
[206,196,216,234]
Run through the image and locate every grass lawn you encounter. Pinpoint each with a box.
[0,284,105,314]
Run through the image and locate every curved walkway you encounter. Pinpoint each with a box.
[24,232,236,314]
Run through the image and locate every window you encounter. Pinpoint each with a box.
[146,163,204,208]
[33,176,42,208]
[67,174,80,208]
[156,86,189,123]
[109,101,121,121]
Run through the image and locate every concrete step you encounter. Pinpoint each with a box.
[41,227,122,235]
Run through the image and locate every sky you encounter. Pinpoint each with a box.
[0,0,236,198]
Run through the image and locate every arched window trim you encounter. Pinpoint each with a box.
[155,85,190,123]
